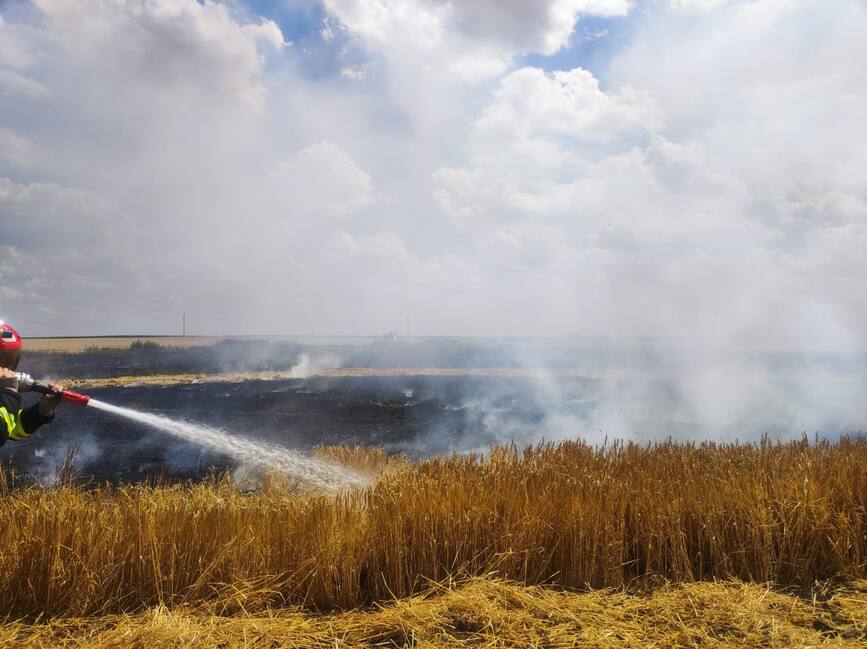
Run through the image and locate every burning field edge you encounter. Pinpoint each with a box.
[60,368,627,390]
[3,577,866,648]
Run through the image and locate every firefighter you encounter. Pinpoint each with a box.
[0,322,64,447]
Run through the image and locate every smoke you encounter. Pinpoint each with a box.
[1,1,866,462]
[0,0,863,348]
[395,339,867,455]
[28,432,102,485]
[23,340,343,380]
[288,352,342,379]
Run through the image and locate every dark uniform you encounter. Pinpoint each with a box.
[0,322,57,447]
[0,389,54,447]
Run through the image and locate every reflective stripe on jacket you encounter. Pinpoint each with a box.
[0,406,29,444]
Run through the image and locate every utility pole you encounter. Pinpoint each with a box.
[182,313,186,337]
[406,316,410,338]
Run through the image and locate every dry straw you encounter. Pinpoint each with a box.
[0,437,864,619]
[4,578,866,648]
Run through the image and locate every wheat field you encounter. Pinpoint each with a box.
[1,438,865,646]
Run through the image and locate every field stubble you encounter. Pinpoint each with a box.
[0,438,865,646]
[4,578,865,648]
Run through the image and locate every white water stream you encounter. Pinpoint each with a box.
[88,399,367,490]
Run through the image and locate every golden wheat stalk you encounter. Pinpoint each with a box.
[0,438,864,619]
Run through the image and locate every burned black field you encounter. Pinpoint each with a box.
[0,339,601,482]
[3,375,561,482]
[10,338,616,482]
[4,338,867,484]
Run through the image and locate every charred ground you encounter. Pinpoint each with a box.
[4,337,867,484]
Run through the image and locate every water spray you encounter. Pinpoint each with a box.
[14,371,366,490]
[15,372,91,406]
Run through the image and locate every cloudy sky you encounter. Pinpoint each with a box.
[0,0,865,345]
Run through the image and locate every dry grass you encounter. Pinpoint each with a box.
[0,438,864,627]
[2,578,865,648]
[24,335,386,353]
[64,368,668,390]
[22,337,232,352]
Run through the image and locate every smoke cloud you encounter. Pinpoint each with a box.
[1,0,866,455]
[0,0,861,349]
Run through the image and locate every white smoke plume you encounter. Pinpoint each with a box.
[288,353,342,379]
[0,0,864,450]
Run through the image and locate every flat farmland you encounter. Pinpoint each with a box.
[24,336,283,352]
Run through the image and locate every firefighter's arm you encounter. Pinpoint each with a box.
[20,400,56,435]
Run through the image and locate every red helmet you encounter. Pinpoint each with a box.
[0,322,22,370]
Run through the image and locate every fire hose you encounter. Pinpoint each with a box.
[14,372,91,407]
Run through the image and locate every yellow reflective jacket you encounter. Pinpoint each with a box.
[0,403,29,442]
[0,389,52,447]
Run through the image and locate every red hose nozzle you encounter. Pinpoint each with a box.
[14,372,91,407]
[60,390,90,407]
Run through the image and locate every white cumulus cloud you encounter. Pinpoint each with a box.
[0,0,865,356]
[323,0,633,81]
